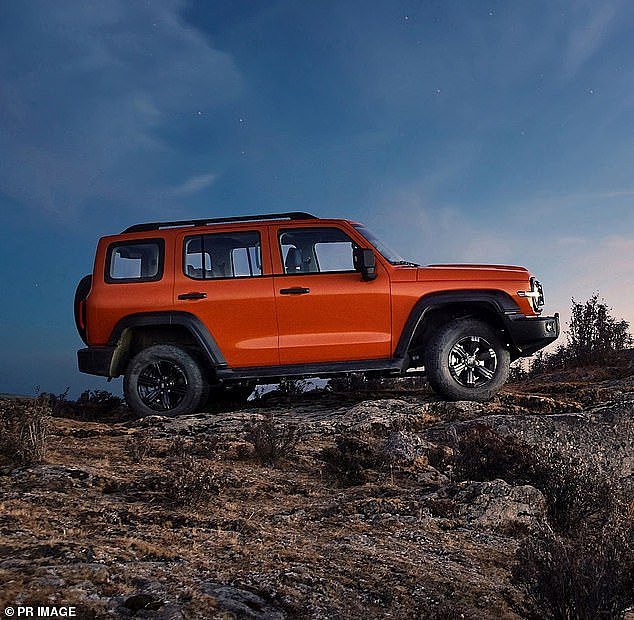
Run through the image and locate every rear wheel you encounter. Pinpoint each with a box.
[424,318,510,402]
[124,345,209,418]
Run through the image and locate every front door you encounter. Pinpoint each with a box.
[174,227,279,367]
[270,224,392,365]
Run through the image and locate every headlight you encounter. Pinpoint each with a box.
[518,277,545,313]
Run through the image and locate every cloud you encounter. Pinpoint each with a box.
[0,0,241,219]
[169,172,217,197]
[563,2,622,76]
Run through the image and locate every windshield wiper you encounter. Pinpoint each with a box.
[391,260,419,267]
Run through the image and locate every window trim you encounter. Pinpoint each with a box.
[104,238,165,284]
[277,227,359,276]
[182,230,263,281]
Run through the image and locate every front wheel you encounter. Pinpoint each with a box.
[424,319,510,402]
[124,345,209,418]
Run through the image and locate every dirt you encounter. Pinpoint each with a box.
[1,368,632,619]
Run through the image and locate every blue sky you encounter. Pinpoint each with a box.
[1,0,633,396]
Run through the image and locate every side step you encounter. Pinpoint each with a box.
[216,358,407,382]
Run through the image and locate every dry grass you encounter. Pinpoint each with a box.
[514,497,634,619]
[242,412,304,464]
[0,397,51,467]
[0,365,631,618]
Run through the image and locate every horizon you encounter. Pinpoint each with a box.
[1,0,633,397]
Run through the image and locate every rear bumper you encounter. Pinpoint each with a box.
[504,313,560,357]
[77,346,116,377]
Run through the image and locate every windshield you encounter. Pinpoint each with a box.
[353,224,417,266]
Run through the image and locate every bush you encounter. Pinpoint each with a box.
[321,433,385,485]
[41,388,124,418]
[125,430,155,463]
[454,424,538,485]
[526,294,632,375]
[567,294,632,366]
[77,389,123,411]
[0,398,51,467]
[454,425,609,533]
[276,377,308,402]
[160,455,220,507]
[328,374,428,393]
[242,413,303,464]
[514,498,634,619]
[165,434,219,459]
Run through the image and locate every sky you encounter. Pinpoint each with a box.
[1,0,633,396]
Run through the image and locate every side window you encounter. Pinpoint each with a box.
[184,231,262,279]
[107,240,164,282]
[278,227,357,274]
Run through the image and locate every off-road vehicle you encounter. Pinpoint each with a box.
[75,212,559,417]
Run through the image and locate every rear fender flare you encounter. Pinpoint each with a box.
[108,311,227,373]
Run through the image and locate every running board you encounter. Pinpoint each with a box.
[216,358,407,382]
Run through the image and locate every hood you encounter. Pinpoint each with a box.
[418,263,531,282]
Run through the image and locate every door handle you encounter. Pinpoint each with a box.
[178,292,207,300]
[279,287,310,295]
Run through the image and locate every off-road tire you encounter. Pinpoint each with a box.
[74,274,92,345]
[424,318,510,402]
[124,345,209,418]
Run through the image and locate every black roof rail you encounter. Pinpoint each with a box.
[122,212,317,233]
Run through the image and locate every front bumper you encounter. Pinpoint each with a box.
[77,346,116,377]
[504,313,560,357]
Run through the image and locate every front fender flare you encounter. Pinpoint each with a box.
[394,290,521,358]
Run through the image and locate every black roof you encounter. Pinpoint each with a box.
[122,212,317,233]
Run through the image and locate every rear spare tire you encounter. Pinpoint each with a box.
[74,274,92,345]
[124,345,209,418]
[424,318,510,402]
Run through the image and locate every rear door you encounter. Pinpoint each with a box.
[174,226,279,367]
[269,223,392,365]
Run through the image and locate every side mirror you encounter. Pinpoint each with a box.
[353,247,377,281]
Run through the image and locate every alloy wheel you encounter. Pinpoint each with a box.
[137,360,188,411]
[448,336,498,387]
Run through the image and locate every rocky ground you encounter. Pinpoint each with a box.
[0,366,633,619]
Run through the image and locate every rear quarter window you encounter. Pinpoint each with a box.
[105,239,165,283]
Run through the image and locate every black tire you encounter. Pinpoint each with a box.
[124,345,209,418]
[424,318,510,402]
[74,274,92,345]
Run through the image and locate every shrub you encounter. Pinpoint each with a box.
[328,374,428,393]
[242,413,303,464]
[454,425,609,533]
[321,433,385,485]
[0,398,51,467]
[165,434,219,459]
[514,497,634,619]
[328,373,384,393]
[125,430,155,463]
[567,293,632,366]
[277,377,308,402]
[160,455,219,507]
[453,424,538,485]
[41,388,124,418]
[77,389,123,411]
[526,294,632,375]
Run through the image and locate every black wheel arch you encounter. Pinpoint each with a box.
[107,311,227,377]
[396,290,521,363]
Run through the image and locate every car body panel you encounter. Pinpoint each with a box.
[79,215,557,379]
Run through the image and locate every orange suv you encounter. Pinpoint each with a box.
[75,212,559,417]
